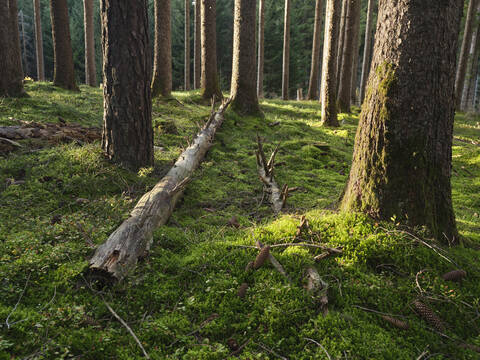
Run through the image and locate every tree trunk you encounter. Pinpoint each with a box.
[50,0,78,91]
[455,0,477,109]
[33,0,45,81]
[462,5,480,111]
[306,0,323,100]
[359,0,375,104]
[231,0,259,114]
[101,0,153,171]
[337,0,361,113]
[320,0,340,127]
[185,0,190,91]
[83,0,96,86]
[201,0,222,100]
[341,0,462,245]
[257,0,265,98]
[336,0,348,94]
[90,99,231,281]
[194,0,201,89]
[20,11,29,77]
[281,0,291,100]
[151,0,172,97]
[349,1,361,105]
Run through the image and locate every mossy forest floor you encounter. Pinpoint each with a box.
[0,81,480,359]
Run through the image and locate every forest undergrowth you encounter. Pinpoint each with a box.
[0,82,479,359]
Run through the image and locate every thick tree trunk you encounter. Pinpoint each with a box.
[151,0,172,97]
[90,99,231,281]
[359,0,375,104]
[185,0,190,91]
[50,0,78,91]
[101,0,153,171]
[341,0,462,245]
[320,0,340,127]
[257,0,265,98]
[83,0,96,87]
[455,0,477,109]
[306,0,323,100]
[201,0,222,100]
[33,0,45,81]
[337,0,361,113]
[194,0,201,89]
[281,0,291,100]
[336,0,348,94]
[350,2,361,105]
[231,0,259,114]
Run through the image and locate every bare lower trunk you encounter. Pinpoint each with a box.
[257,0,265,98]
[151,0,172,97]
[336,0,348,94]
[194,0,201,89]
[185,0,190,91]
[350,3,361,105]
[462,4,480,111]
[201,0,222,100]
[359,0,375,104]
[306,0,323,100]
[83,0,97,86]
[281,0,291,100]
[33,0,45,81]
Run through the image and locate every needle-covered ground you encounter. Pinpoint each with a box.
[0,81,479,359]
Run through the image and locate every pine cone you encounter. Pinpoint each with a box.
[381,315,409,330]
[237,283,248,298]
[412,299,446,331]
[253,246,270,269]
[442,269,466,282]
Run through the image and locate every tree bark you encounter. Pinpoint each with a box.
[337,0,361,113]
[185,0,190,91]
[349,1,361,105]
[33,0,45,81]
[455,0,477,109]
[151,0,172,97]
[231,0,259,114]
[336,0,348,94]
[341,0,462,245]
[20,10,29,77]
[462,5,480,111]
[306,0,323,100]
[194,0,201,89]
[281,0,291,100]
[359,0,375,104]
[201,0,222,100]
[83,0,96,86]
[257,0,265,98]
[50,0,78,91]
[320,0,340,127]
[101,0,153,171]
[90,99,231,281]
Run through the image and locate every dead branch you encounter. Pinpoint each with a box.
[256,241,292,284]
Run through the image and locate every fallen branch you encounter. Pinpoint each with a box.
[305,338,332,360]
[89,98,232,281]
[5,273,31,329]
[305,267,328,315]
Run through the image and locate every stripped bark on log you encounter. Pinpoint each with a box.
[89,98,232,280]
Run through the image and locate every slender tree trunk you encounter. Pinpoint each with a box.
[101,0,153,171]
[201,0,222,100]
[33,0,45,81]
[342,0,462,244]
[463,17,480,111]
[257,0,265,98]
[320,0,340,127]
[281,0,291,100]
[360,0,375,104]
[50,0,78,91]
[337,0,361,113]
[306,0,323,100]
[83,0,96,86]
[231,0,259,114]
[185,0,190,91]
[20,10,29,77]
[151,0,172,97]
[194,0,201,89]
[455,0,477,109]
[350,1,361,105]
[336,0,348,94]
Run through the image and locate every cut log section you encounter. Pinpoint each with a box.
[89,98,232,281]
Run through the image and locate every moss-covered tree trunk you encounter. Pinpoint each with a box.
[306,0,323,100]
[101,0,153,171]
[33,0,45,81]
[341,0,462,245]
[83,0,96,86]
[194,0,201,89]
[231,0,259,115]
[151,0,172,98]
[50,0,78,91]
[359,0,375,104]
[184,0,190,91]
[281,0,291,100]
[320,0,340,127]
[201,0,222,101]
[257,0,265,98]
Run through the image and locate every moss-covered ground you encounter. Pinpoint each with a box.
[0,82,479,359]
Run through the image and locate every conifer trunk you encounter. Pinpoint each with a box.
[359,0,375,104]
[257,0,265,98]
[342,0,462,245]
[201,0,222,100]
[151,0,172,98]
[350,2,361,105]
[336,0,348,94]
[306,0,323,100]
[281,0,291,100]
[194,0,201,89]
[83,0,96,86]
[33,0,45,81]
[184,0,190,91]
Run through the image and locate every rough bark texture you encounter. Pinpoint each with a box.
[50,0,78,91]
[257,0,265,98]
[306,0,323,100]
[101,0,153,171]
[462,5,480,111]
[281,0,291,100]
[341,0,462,244]
[320,0,340,127]
[20,11,29,76]
[90,99,231,281]
[33,0,45,81]
[455,0,477,109]
[336,0,348,94]
[184,0,190,91]
[350,1,361,105]
[337,0,361,113]
[231,0,259,115]
[194,0,201,89]
[151,0,172,97]
[83,0,96,86]
[201,0,222,100]
[360,0,375,104]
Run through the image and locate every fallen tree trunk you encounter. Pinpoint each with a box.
[89,98,232,281]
